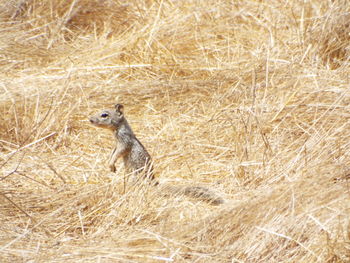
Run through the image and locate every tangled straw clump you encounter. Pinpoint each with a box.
[308,1,350,69]
[0,0,349,262]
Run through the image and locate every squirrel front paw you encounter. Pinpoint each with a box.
[109,163,116,172]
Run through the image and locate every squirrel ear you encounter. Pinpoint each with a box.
[115,104,124,114]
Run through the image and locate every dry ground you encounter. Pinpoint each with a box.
[0,0,349,262]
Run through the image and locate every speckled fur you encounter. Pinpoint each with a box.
[89,104,154,180]
[89,104,224,205]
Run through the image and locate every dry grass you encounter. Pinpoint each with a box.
[0,0,349,262]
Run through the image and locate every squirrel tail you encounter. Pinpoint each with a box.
[161,184,224,205]
[182,186,224,205]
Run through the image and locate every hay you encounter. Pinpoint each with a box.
[0,0,349,262]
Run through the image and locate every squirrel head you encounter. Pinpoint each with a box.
[89,104,125,130]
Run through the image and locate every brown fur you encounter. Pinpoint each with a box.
[90,104,224,205]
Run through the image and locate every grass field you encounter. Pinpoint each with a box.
[0,0,349,262]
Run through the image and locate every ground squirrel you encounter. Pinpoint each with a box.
[89,104,224,205]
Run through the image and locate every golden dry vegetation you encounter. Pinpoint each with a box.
[0,0,349,262]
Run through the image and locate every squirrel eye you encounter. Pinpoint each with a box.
[101,113,109,118]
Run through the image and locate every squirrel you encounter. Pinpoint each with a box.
[89,104,224,205]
